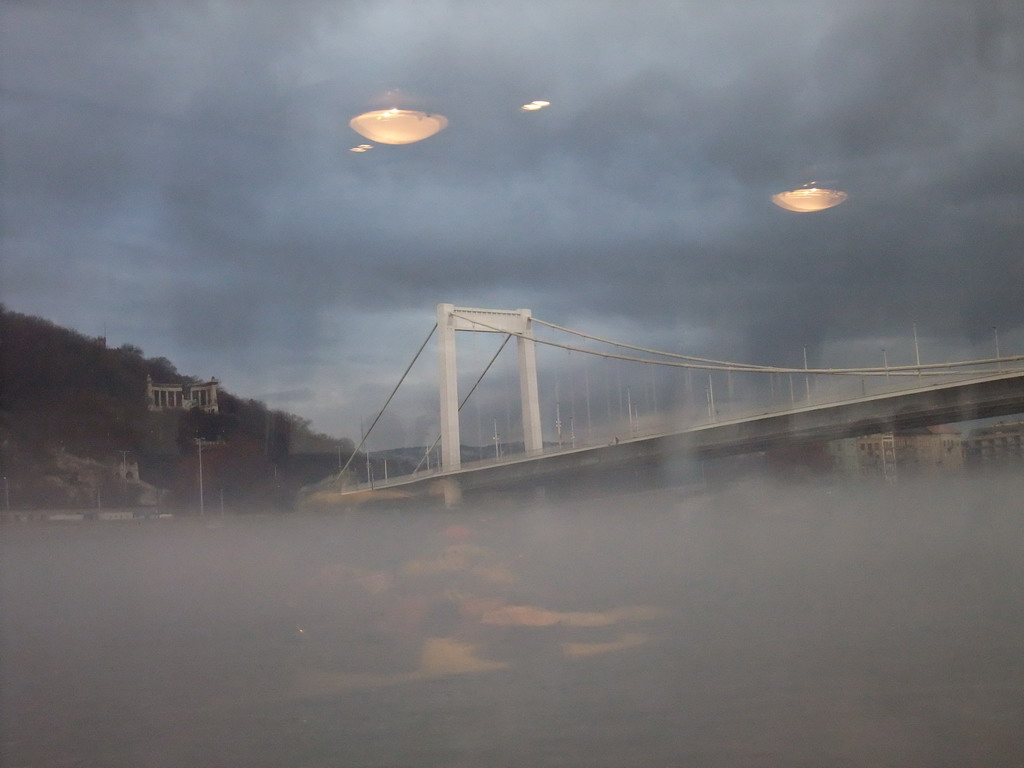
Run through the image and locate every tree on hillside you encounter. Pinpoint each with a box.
[1,306,355,509]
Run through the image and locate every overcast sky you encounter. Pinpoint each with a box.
[2,0,1022,446]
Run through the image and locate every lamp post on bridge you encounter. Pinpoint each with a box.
[555,399,563,449]
[993,326,1001,371]
[625,387,632,436]
[707,375,716,422]
[913,322,922,379]
[803,346,810,402]
[194,438,208,516]
[360,418,373,489]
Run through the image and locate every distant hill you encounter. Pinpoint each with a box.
[0,305,398,511]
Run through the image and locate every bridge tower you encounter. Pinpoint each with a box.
[437,303,543,471]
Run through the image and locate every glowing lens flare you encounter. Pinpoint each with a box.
[521,100,551,111]
[771,185,848,212]
[349,108,448,145]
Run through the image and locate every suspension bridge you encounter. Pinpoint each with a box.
[303,304,1024,507]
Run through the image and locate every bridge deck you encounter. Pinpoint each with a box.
[302,370,1024,506]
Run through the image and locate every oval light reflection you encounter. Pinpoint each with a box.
[771,186,848,213]
[349,109,448,145]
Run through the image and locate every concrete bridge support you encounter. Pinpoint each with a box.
[441,477,462,508]
[437,303,543,471]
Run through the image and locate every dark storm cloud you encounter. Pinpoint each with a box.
[2,0,1021,439]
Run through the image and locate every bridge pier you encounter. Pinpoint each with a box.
[441,477,463,508]
[437,303,543,472]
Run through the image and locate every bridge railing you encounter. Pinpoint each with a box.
[345,367,1022,492]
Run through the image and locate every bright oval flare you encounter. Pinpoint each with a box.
[521,100,551,111]
[771,186,848,213]
[349,109,448,145]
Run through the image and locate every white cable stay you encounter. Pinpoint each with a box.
[411,333,512,475]
[337,323,438,480]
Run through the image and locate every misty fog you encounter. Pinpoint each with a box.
[3,472,1023,766]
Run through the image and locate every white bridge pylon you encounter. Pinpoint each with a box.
[437,303,543,471]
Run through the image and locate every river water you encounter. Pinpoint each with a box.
[3,474,1023,767]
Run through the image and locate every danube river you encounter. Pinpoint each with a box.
[3,474,1023,767]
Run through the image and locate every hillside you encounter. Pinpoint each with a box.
[0,306,400,511]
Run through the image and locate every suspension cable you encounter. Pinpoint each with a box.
[452,311,1023,376]
[551,336,1019,376]
[533,316,1024,374]
[337,323,437,480]
[532,316,769,370]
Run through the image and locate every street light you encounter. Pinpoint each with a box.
[803,346,810,402]
[707,375,716,422]
[913,322,922,379]
[194,438,207,516]
[555,399,563,449]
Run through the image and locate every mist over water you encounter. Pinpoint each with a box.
[3,473,1023,767]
